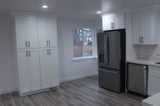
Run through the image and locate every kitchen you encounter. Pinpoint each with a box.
[101,5,160,106]
[0,0,160,106]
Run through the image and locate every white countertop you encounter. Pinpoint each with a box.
[127,59,160,67]
[143,93,160,106]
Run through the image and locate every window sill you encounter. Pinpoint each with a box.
[72,56,97,61]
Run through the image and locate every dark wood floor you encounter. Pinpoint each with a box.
[0,76,143,106]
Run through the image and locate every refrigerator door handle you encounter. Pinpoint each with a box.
[107,35,110,65]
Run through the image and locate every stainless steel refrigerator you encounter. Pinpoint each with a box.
[97,29,126,93]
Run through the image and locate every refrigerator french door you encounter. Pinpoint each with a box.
[97,29,126,93]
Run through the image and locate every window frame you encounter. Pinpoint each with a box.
[73,27,97,60]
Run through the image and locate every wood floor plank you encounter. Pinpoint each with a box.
[0,76,143,106]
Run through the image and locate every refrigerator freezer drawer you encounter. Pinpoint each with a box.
[99,68,121,92]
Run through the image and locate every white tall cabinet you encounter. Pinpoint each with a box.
[37,15,59,89]
[14,13,59,96]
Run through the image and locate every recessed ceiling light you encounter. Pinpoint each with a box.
[96,11,102,14]
[42,4,48,9]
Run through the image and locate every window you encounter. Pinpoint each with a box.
[73,27,96,58]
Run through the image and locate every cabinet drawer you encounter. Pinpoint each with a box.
[148,76,160,95]
[149,66,160,78]
[148,66,160,95]
[99,69,121,92]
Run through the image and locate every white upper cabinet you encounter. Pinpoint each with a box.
[102,12,125,31]
[15,15,39,49]
[37,15,57,49]
[131,8,159,45]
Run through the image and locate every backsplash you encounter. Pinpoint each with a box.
[133,45,160,61]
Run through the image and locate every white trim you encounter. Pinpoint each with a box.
[72,56,97,61]
[60,74,98,83]
[0,88,17,95]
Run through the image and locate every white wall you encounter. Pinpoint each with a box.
[0,15,17,94]
[57,18,100,82]
[125,7,160,61]
[0,14,101,94]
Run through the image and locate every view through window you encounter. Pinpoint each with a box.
[73,28,95,58]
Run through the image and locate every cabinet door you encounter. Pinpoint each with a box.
[141,11,154,44]
[15,15,39,49]
[37,15,57,49]
[143,10,158,44]
[131,10,158,44]
[132,12,143,44]
[40,49,59,89]
[17,49,41,94]
[148,66,160,96]
[102,13,125,30]
[128,64,148,95]
[114,13,125,29]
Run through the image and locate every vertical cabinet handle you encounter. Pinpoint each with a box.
[46,40,51,48]
[46,40,48,48]
[47,49,52,55]
[29,51,31,56]
[25,41,27,48]
[26,50,31,57]
[139,36,144,43]
[28,41,30,48]
[49,40,51,48]
[144,66,147,70]
[25,51,27,57]
[25,41,31,48]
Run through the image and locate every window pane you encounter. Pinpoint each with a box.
[73,28,94,58]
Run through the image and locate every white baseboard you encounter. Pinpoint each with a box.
[60,73,98,83]
[0,88,17,95]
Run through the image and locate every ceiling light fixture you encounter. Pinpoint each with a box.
[96,11,102,14]
[42,4,48,9]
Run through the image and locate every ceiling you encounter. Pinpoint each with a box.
[102,0,160,12]
[0,0,160,18]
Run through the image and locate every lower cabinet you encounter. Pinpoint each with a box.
[17,49,59,96]
[148,66,160,96]
[17,49,41,95]
[40,48,59,89]
[127,63,148,96]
